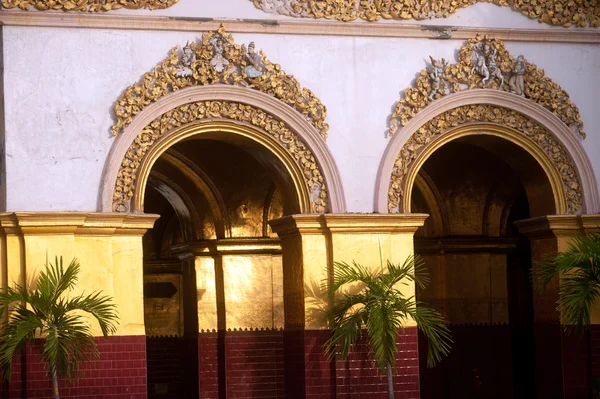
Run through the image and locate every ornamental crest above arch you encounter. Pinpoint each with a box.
[252,0,600,27]
[111,25,329,140]
[389,34,586,139]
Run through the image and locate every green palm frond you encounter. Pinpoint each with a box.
[0,256,119,383]
[323,255,452,375]
[536,231,600,333]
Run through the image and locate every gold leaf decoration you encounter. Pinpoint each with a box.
[113,101,329,214]
[252,0,600,27]
[390,35,585,139]
[387,104,583,214]
[2,0,178,12]
[111,25,329,140]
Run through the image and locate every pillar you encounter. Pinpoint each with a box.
[269,213,428,399]
[517,215,599,399]
[0,212,158,398]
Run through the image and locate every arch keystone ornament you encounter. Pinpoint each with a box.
[378,35,600,216]
[111,25,328,140]
[390,35,585,139]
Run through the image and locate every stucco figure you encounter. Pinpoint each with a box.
[175,43,196,78]
[244,42,264,78]
[509,55,526,96]
[210,34,229,73]
[427,56,448,101]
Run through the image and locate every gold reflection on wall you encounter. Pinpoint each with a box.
[142,136,291,334]
[413,137,555,325]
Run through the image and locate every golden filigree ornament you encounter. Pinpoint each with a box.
[390,35,586,139]
[1,0,178,11]
[251,0,600,27]
[387,104,583,214]
[113,101,329,214]
[111,25,329,140]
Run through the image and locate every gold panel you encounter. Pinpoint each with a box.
[143,273,183,337]
[0,212,158,336]
[269,214,428,329]
[251,0,600,27]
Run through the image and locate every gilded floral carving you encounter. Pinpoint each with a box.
[1,0,177,11]
[111,26,329,140]
[251,0,600,27]
[390,35,586,139]
[387,104,583,214]
[113,101,329,214]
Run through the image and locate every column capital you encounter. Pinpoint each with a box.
[515,215,581,239]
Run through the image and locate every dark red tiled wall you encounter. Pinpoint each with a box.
[561,328,591,399]
[146,337,186,398]
[225,330,284,398]
[198,332,219,399]
[591,325,600,378]
[534,321,565,398]
[336,328,419,398]
[419,324,513,399]
[283,328,419,399]
[1,335,146,399]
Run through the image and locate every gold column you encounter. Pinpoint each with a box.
[516,215,581,322]
[269,214,428,329]
[0,212,158,336]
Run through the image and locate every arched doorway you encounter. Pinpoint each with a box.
[141,122,303,398]
[410,129,556,398]
[100,89,345,398]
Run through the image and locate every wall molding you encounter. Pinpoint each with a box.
[1,12,600,44]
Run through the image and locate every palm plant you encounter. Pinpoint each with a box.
[0,257,118,399]
[324,255,452,399]
[536,231,600,332]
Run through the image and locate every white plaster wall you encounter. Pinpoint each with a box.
[108,0,593,31]
[3,26,600,212]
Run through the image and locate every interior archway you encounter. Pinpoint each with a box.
[141,124,302,398]
[412,132,556,398]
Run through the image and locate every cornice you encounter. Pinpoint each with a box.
[1,12,599,44]
[171,238,282,258]
[0,212,159,236]
[269,213,429,238]
[514,215,582,239]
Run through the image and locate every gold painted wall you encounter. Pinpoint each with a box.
[0,212,158,337]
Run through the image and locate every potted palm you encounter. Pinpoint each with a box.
[324,254,452,399]
[0,257,118,399]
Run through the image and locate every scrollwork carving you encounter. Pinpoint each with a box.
[390,35,585,139]
[251,0,600,27]
[387,104,583,214]
[1,0,177,12]
[111,25,329,141]
[113,101,329,214]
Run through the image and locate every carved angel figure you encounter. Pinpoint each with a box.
[427,56,448,101]
[244,42,264,78]
[175,43,196,78]
[471,42,490,84]
[471,42,505,87]
[209,34,229,73]
[509,55,526,96]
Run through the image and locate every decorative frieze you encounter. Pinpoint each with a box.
[111,25,329,140]
[389,35,585,139]
[113,101,329,214]
[252,0,600,28]
[1,0,178,12]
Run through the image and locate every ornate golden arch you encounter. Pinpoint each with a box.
[113,102,328,214]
